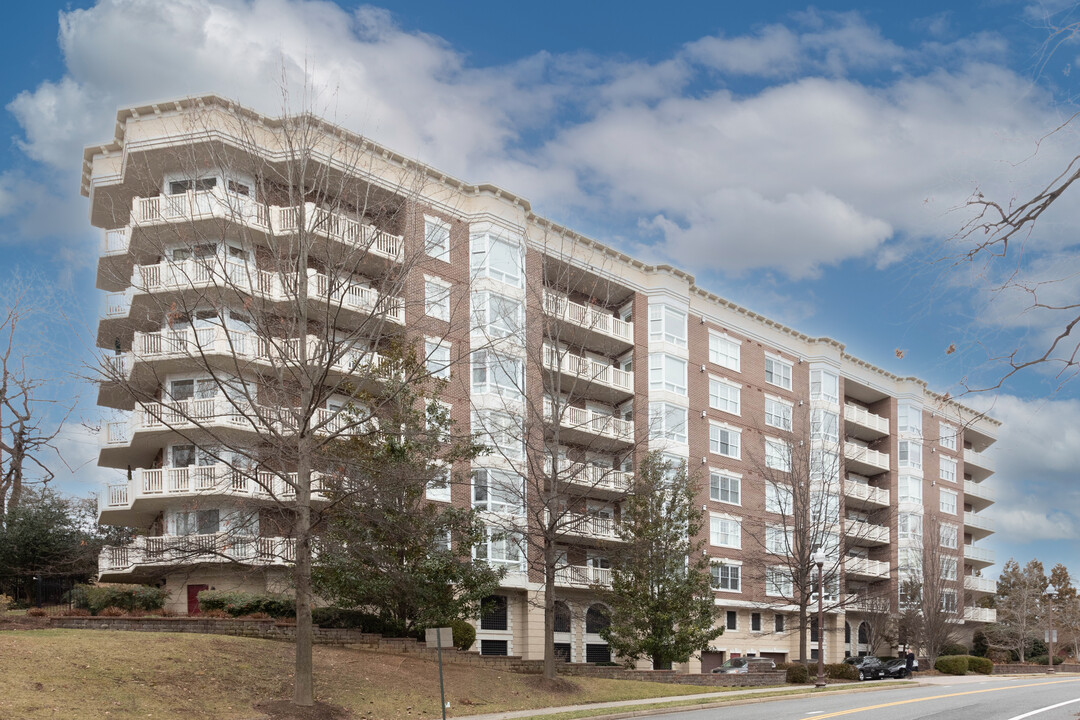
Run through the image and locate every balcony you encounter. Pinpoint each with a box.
[542,345,634,403]
[843,442,889,475]
[554,564,612,588]
[843,404,889,440]
[98,534,296,581]
[843,480,890,510]
[557,513,624,544]
[844,556,890,580]
[964,448,995,480]
[964,544,995,567]
[964,606,997,623]
[844,518,890,546]
[964,479,995,509]
[964,575,996,595]
[543,291,633,354]
[964,511,994,538]
[543,398,634,448]
[558,462,633,497]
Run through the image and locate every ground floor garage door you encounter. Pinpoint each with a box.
[700,651,726,673]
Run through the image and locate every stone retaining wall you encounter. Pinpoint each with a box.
[557,665,786,686]
[992,663,1080,674]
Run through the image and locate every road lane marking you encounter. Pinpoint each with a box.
[807,678,1080,719]
[1004,697,1080,719]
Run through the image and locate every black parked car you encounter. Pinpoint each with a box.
[883,658,911,678]
[842,655,886,681]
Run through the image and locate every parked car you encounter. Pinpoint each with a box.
[710,657,777,674]
[842,655,886,680]
[882,656,919,677]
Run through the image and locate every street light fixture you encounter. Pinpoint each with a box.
[1046,583,1058,674]
[813,548,827,689]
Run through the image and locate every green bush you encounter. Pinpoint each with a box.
[196,590,295,618]
[72,584,167,614]
[310,607,404,635]
[941,643,969,657]
[1031,655,1065,666]
[448,619,475,651]
[967,656,993,674]
[0,593,13,614]
[825,663,858,681]
[935,656,969,675]
[786,663,810,684]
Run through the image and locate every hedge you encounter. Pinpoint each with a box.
[72,584,167,614]
[968,656,993,674]
[786,664,810,684]
[825,663,858,681]
[935,656,969,675]
[940,642,970,657]
[308,608,475,651]
[196,590,295,618]
[1032,655,1065,666]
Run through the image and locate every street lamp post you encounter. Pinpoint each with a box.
[1046,584,1058,674]
[814,549,827,689]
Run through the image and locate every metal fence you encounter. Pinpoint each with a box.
[0,575,78,611]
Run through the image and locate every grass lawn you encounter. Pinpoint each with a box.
[0,630,749,720]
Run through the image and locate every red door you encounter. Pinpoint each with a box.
[187,584,209,615]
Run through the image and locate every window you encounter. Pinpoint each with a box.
[471,352,523,396]
[898,512,923,541]
[810,369,839,404]
[471,233,522,287]
[426,340,450,378]
[765,438,791,471]
[898,475,922,504]
[810,449,840,485]
[766,525,793,554]
[765,355,792,390]
[709,471,741,505]
[649,304,687,347]
[764,397,792,431]
[940,423,957,451]
[472,291,523,339]
[169,177,216,194]
[472,468,524,514]
[473,411,524,461]
[939,488,958,515]
[939,456,957,483]
[751,613,762,632]
[710,423,741,458]
[650,402,688,444]
[940,523,958,549]
[170,377,218,401]
[425,217,450,261]
[941,590,958,614]
[810,492,840,526]
[766,567,794,596]
[554,601,571,634]
[709,378,740,414]
[765,483,794,515]
[424,277,450,321]
[898,440,922,470]
[774,614,785,632]
[726,611,738,630]
[426,467,451,502]
[897,404,923,436]
[710,515,741,548]
[649,353,687,395]
[480,595,508,630]
[709,332,740,371]
[811,409,839,443]
[711,563,741,591]
[941,556,958,581]
[172,509,220,536]
[476,531,524,570]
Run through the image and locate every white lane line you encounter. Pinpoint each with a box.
[1004,696,1080,720]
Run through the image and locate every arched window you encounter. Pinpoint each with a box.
[844,622,851,644]
[586,604,610,634]
[554,601,571,634]
[858,622,869,645]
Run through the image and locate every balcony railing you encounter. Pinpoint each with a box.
[542,345,633,395]
[560,513,623,542]
[554,565,612,588]
[964,448,996,473]
[844,518,890,545]
[964,511,995,533]
[843,481,889,507]
[844,556,890,579]
[843,442,890,472]
[99,534,296,572]
[963,479,996,503]
[543,292,633,345]
[844,404,890,435]
[543,398,634,443]
[102,465,331,511]
[964,575,996,594]
[964,545,995,565]
[558,462,633,494]
[102,227,130,255]
[963,606,997,623]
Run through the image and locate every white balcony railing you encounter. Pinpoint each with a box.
[99,534,296,572]
[844,518,890,544]
[964,448,996,473]
[964,480,996,503]
[101,465,330,511]
[102,227,130,255]
[543,398,634,443]
[843,481,889,507]
[560,512,622,542]
[964,545,995,565]
[844,404,890,435]
[964,511,995,533]
[964,606,997,623]
[558,462,633,494]
[543,292,633,345]
[844,556,890,579]
[964,575,996,594]
[554,565,612,588]
[105,292,131,318]
[543,345,633,395]
[844,442,890,472]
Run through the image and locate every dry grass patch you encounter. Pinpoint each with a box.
[0,630,726,720]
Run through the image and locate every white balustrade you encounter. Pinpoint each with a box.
[543,292,632,344]
[543,345,633,394]
[843,404,889,435]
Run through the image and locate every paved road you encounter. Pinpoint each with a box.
[645,675,1080,720]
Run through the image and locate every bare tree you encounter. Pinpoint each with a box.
[991,558,1048,662]
[902,513,962,665]
[93,95,444,707]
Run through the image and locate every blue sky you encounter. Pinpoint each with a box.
[1,0,1078,578]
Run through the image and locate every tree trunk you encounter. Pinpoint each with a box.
[543,534,556,680]
[798,603,808,662]
[293,439,314,706]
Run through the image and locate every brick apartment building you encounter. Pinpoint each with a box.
[86,95,997,670]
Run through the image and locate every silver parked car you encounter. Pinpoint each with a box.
[710,657,777,674]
